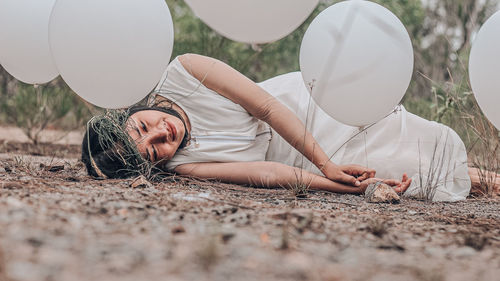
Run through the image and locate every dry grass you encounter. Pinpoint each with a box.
[288,181,310,199]
[455,100,499,197]
[420,68,500,198]
[467,121,500,197]
[281,170,310,199]
[414,133,455,202]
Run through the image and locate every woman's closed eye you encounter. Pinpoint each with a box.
[141,121,148,132]
[152,145,158,161]
[140,121,161,161]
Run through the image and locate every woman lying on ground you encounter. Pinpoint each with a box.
[82,54,498,201]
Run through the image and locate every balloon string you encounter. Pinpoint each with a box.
[299,80,317,174]
[327,104,402,163]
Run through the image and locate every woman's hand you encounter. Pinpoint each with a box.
[321,161,376,187]
[358,173,412,194]
[383,173,412,194]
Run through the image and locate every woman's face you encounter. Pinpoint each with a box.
[126,110,186,164]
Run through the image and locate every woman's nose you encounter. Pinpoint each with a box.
[149,127,168,144]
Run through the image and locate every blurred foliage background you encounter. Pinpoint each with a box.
[0,0,499,147]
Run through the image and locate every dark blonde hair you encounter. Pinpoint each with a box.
[81,93,190,179]
[81,109,149,179]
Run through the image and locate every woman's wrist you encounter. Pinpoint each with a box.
[318,160,338,177]
[311,174,363,194]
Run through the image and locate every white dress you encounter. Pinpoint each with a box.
[156,57,471,202]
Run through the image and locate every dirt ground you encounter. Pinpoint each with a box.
[0,130,499,281]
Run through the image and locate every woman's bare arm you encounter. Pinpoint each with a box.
[174,161,368,194]
[177,54,375,186]
[469,167,500,195]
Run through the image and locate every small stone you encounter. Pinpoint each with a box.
[6,197,24,208]
[450,247,477,259]
[424,247,446,257]
[365,183,400,204]
[47,165,65,172]
[117,208,128,217]
[26,238,43,248]
[40,163,65,172]
[1,182,23,190]
[171,225,186,234]
[0,167,5,173]
[130,176,153,189]
[220,232,235,243]
[260,233,270,244]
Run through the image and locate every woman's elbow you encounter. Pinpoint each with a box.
[246,162,282,188]
[251,97,278,122]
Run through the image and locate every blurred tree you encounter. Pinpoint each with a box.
[167,0,428,81]
[416,0,497,85]
[167,0,318,81]
[168,0,429,81]
[167,0,497,96]
[1,82,88,144]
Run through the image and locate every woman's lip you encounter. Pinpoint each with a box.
[167,121,177,141]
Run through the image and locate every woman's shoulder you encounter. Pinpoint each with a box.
[168,53,207,77]
[154,54,205,96]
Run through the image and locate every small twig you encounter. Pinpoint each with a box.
[280,197,359,207]
[200,197,255,210]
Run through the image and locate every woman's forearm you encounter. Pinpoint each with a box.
[175,161,363,194]
[269,163,363,194]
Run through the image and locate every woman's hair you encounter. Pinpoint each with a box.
[81,102,189,179]
[81,108,148,179]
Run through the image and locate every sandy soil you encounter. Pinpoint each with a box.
[0,131,499,281]
[0,126,83,146]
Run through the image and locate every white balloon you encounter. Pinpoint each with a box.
[0,0,59,84]
[300,0,414,127]
[469,11,500,130]
[185,0,319,44]
[49,0,174,109]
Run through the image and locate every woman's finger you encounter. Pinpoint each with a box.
[339,173,360,187]
[383,179,401,186]
[342,165,375,177]
[368,168,376,177]
[356,172,371,182]
[402,173,408,183]
[394,178,412,193]
[360,167,376,178]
